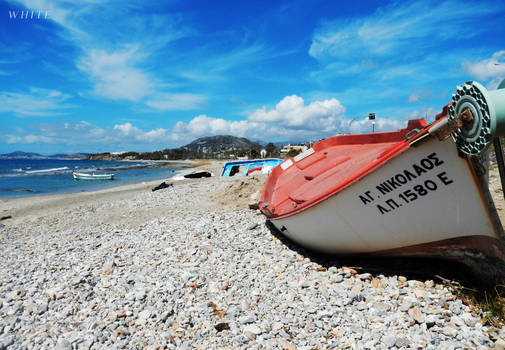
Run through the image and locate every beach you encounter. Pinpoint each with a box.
[1,161,504,349]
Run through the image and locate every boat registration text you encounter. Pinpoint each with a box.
[357,152,455,215]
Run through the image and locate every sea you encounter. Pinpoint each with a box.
[0,159,186,199]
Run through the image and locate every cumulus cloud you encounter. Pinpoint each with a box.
[249,95,345,131]
[3,93,413,150]
[168,95,348,142]
[114,122,168,143]
[462,51,505,89]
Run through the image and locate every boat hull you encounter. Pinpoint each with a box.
[270,138,498,252]
[73,172,114,180]
[265,136,505,281]
[221,159,283,177]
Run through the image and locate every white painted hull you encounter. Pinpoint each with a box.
[269,137,499,254]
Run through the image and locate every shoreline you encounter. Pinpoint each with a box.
[0,159,206,202]
[0,160,226,228]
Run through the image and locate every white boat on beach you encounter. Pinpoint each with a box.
[259,80,505,283]
[73,171,114,180]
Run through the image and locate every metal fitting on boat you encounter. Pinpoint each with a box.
[447,80,505,154]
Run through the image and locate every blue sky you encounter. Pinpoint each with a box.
[1,0,505,154]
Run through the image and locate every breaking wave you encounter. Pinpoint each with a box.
[25,167,70,174]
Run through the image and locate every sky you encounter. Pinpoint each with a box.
[1,0,505,154]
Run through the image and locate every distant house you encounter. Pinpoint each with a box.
[280,144,308,155]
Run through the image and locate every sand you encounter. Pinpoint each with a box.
[0,160,228,229]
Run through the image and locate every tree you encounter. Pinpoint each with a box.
[287,148,302,158]
[265,142,277,156]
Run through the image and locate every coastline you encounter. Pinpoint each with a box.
[0,160,225,228]
[0,159,201,201]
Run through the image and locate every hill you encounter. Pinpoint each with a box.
[0,151,89,160]
[0,151,46,159]
[183,135,261,153]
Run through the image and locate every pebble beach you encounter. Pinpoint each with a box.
[1,162,505,350]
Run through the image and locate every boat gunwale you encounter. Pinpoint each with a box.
[260,118,443,220]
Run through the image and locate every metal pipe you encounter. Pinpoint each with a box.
[447,81,505,154]
[493,136,505,202]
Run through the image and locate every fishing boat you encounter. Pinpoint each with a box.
[259,80,505,282]
[73,171,114,180]
[221,158,283,177]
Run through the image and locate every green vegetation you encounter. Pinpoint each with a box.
[86,135,284,161]
[286,148,302,158]
[441,278,505,327]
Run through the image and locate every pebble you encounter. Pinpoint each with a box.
[0,174,504,349]
[384,335,396,348]
[52,339,72,350]
[408,306,425,324]
[0,335,14,348]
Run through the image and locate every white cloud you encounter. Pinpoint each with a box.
[170,95,347,142]
[462,51,505,90]
[9,0,199,107]
[407,89,439,103]
[408,92,421,103]
[309,1,501,62]
[249,95,345,131]
[172,95,351,142]
[113,122,169,143]
[6,134,56,144]
[113,122,140,136]
[348,118,405,134]
[0,87,72,116]
[78,47,153,101]
[3,93,419,149]
[146,93,207,111]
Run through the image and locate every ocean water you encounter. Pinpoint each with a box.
[0,159,186,199]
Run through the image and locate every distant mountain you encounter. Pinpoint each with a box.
[0,151,89,160]
[183,135,260,153]
[48,153,90,159]
[253,139,312,147]
[0,151,45,159]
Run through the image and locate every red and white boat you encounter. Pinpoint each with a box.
[259,81,505,282]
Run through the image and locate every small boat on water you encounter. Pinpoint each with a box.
[221,158,283,177]
[73,171,114,180]
[259,80,505,282]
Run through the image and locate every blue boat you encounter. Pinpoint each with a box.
[221,159,283,177]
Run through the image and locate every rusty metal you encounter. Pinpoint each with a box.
[433,108,474,141]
